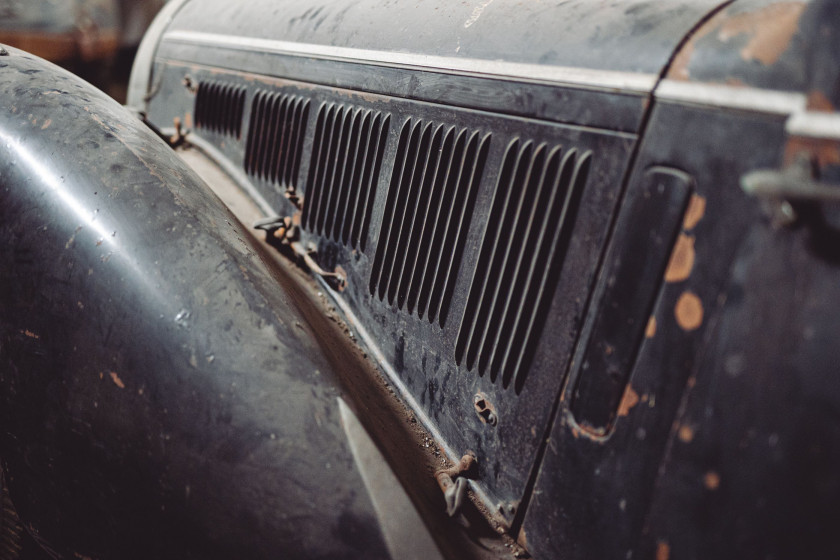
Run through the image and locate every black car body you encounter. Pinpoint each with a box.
[2,1,840,558]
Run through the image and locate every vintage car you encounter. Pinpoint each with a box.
[1,0,839,558]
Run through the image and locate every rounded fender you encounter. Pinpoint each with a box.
[0,48,391,559]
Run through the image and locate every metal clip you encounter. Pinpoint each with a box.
[435,453,476,517]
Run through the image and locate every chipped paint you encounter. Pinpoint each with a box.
[664,234,695,283]
[109,371,125,389]
[656,540,671,560]
[645,316,657,338]
[678,424,695,443]
[704,470,721,490]
[464,0,494,29]
[683,194,706,231]
[718,2,805,66]
[675,291,703,331]
[617,385,640,417]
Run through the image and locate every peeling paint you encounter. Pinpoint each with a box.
[683,194,706,231]
[718,2,805,66]
[664,234,695,283]
[617,385,640,417]
[645,316,657,338]
[675,291,703,331]
[109,371,125,389]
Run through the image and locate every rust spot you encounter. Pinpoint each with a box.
[718,2,806,65]
[664,234,695,283]
[675,291,704,331]
[656,540,671,560]
[704,470,721,490]
[687,376,696,389]
[40,118,52,130]
[109,371,125,389]
[617,385,640,417]
[683,194,706,231]
[184,111,193,129]
[21,329,40,339]
[678,424,695,443]
[645,316,657,338]
[807,90,835,112]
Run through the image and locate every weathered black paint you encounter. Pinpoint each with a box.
[0,49,391,560]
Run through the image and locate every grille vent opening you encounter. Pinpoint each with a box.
[302,103,390,250]
[456,139,592,393]
[194,81,246,138]
[244,90,310,188]
[369,119,491,327]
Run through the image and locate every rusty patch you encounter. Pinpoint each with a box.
[664,234,695,283]
[678,424,695,443]
[675,291,704,331]
[683,194,706,231]
[704,470,721,490]
[21,329,40,339]
[40,119,52,130]
[109,371,125,389]
[656,540,671,560]
[718,2,806,65]
[184,111,193,130]
[617,385,640,417]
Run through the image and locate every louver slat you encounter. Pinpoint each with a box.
[370,118,490,327]
[456,139,592,393]
[194,80,246,138]
[243,90,310,189]
[302,103,390,251]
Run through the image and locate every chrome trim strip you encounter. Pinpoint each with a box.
[161,30,658,93]
[786,111,840,140]
[655,79,807,115]
[127,0,192,112]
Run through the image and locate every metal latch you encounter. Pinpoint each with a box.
[435,453,476,517]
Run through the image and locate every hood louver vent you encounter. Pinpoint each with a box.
[302,103,390,250]
[194,80,246,138]
[456,140,592,393]
[370,119,491,327]
[244,90,310,188]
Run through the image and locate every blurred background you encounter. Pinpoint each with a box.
[0,0,167,103]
